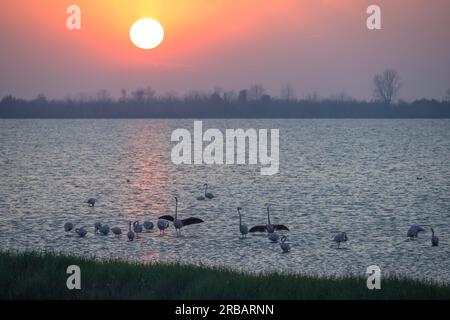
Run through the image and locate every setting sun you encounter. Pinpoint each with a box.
[130,18,164,50]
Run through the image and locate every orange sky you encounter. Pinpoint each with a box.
[1,0,449,100]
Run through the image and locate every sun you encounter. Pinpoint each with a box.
[130,18,164,50]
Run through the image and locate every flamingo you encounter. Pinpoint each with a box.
[237,207,248,238]
[431,228,439,246]
[127,222,135,241]
[280,236,291,253]
[94,222,102,234]
[157,218,170,235]
[204,184,214,199]
[333,232,348,248]
[100,224,110,236]
[197,183,214,200]
[249,205,289,233]
[111,226,122,236]
[64,222,74,232]
[143,219,154,231]
[75,227,87,237]
[268,232,280,243]
[87,198,97,207]
[159,196,204,236]
[133,221,143,237]
[407,225,425,239]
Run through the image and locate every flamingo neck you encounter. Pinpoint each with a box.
[175,199,178,219]
[238,209,242,224]
[204,184,208,195]
[267,207,271,225]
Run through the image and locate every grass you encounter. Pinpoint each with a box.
[0,251,449,299]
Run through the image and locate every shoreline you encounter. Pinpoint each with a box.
[1,251,449,299]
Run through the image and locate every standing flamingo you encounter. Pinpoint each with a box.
[143,219,154,231]
[407,225,425,239]
[100,224,110,236]
[431,228,439,246]
[157,218,170,235]
[133,221,143,238]
[237,207,248,238]
[94,222,102,234]
[159,196,204,236]
[204,184,214,199]
[75,227,87,237]
[111,226,122,236]
[197,183,214,200]
[249,204,289,233]
[127,222,135,241]
[280,236,291,253]
[333,232,348,248]
[86,198,97,207]
[64,222,74,232]
[268,232,280,243]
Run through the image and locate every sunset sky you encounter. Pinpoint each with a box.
[0,0,449,100]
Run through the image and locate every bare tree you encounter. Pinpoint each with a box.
[248,84,266,101]
[238,89,248,103]
[223,90,237,103]
[163,90,179,102]
[373,69,401,105]
[74,92,91,103]
[1,95,16,104]
[119,89,127,102]
[281,83,296,101]
[213,86,223,96]
[35,93,47,103]
[96,89,111,102]
[305,91,319,102]
[131,88,145,102]
[210,91,223,103]
[328,92,354,102]
[184,90,207,103]
[143,86,156,102]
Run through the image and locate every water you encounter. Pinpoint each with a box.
[0,119,449,284]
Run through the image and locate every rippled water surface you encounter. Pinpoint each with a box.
[1,119,449,283]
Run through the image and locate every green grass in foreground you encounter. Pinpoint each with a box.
[0,251,449,299]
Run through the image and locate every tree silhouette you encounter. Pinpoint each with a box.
[131,88,145,102]
[238,89,248,103]
[119,89,127,102]
[281,83,296,101]
[34,94,47,103]
[95,89,111,102]
[223,90,237,103]
[1,81,449,119]
[248,84,266,101]
[373,69,401,105]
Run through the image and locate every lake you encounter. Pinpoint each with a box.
[0,119,449,283]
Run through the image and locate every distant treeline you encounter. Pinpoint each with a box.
[1,94,450,118]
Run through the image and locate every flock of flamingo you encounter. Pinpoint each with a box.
[64,183,440,253]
